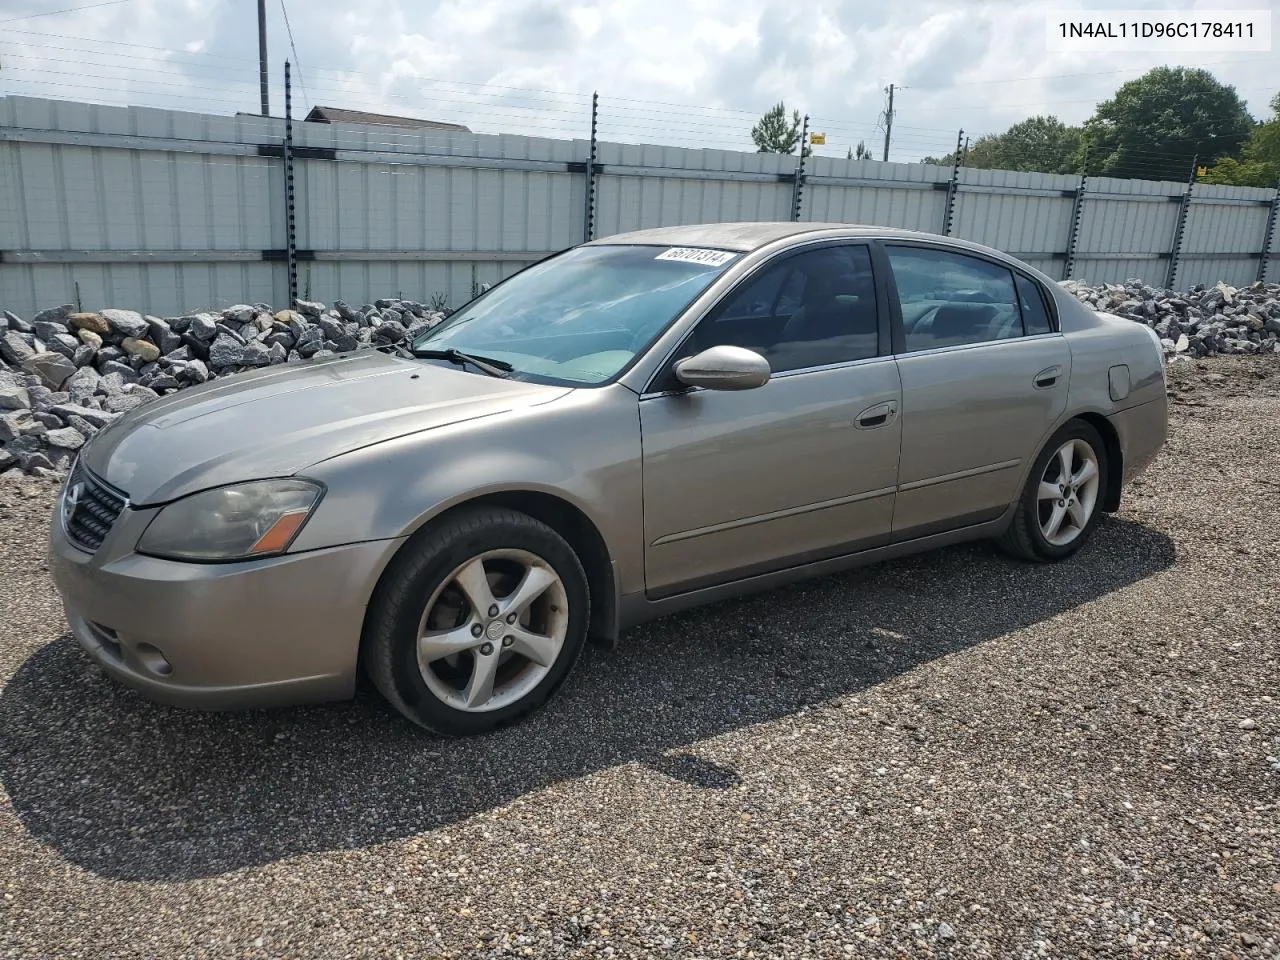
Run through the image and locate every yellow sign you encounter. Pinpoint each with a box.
[809,132,826,145]
[1196,166,1207,177]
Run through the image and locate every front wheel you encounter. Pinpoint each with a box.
[363,506,590,736]
[997,420,1108,562]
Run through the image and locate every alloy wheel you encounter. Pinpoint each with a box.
[415,549,569,713]
[1036,438,1101,547]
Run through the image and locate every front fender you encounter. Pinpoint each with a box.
[287,383,646,597]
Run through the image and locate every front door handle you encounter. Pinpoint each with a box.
[1034,365,1063,389]
[856,400,898,429]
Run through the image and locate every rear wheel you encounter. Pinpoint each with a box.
[364,506,589,736]
[997,420,1108,562]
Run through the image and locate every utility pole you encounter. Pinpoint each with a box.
[258,0,270,116]
[881,83,895,162]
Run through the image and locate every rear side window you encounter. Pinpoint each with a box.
[885,246,1023,351]
[1016,274,1054,335]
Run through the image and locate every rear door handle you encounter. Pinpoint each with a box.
[856,400,898,428]
[1034,365,1063,389]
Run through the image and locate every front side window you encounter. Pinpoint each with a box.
[687,244,881,374]
[412,244,741,386]
[886,246,1025,352]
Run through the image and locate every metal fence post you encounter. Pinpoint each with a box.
[942,128,963,236]
[582,92,599,243]
[1164,155,1197,291]
[283,61,298,306]
[790,114,809,222]
[1257,185,1280,283]
[1063,149,1089,280]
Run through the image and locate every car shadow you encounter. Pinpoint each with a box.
[0,517,1175,881]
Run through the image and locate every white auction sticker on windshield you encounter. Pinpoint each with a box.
[654,247,736,266]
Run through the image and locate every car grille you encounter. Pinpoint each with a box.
[63,460,129,553]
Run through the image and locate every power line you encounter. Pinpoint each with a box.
[0,0,129,24]
[278,0,309,111]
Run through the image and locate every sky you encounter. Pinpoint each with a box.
[0,0,1277,163]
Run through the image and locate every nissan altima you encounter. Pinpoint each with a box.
[48,222,1169,735]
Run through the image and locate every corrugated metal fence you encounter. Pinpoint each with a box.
[2,95,1278,319]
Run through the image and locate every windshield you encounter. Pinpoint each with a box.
[410,244,742,385]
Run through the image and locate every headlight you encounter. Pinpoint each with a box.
[137,479,323,561]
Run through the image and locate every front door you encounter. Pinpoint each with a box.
[882,242,1071,538]
[639,242,902,598]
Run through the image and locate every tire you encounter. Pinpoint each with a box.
[362,505,590,736]
[997,419,1109,563]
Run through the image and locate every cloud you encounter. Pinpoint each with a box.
[0,0,1274,161]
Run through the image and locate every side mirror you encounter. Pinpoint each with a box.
[673,345,771,391]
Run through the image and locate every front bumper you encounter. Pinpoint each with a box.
[48,498,405,710]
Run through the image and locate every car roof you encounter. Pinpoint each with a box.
[586,221,967,253]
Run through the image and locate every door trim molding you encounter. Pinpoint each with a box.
[898,458,1021,492]
[651,486,897,546]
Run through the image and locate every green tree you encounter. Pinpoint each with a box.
[1075,67,1255,181]
[752,102,802,154]
[847,140,873,160]
[1201,91,1280,186]
[961,116,1082,174]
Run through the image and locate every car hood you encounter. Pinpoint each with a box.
[83,351,571,505]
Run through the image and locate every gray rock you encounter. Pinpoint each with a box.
[1265,317,1280,334]
[331,332,359,352]
[381,308,404,325]
[312,349,335,359]
[295,299,325,318]
[265,330,295,350]
[164,345,193,363]
[45,333,80,360]
[124,384,159,401]
[66,414,100,437]
[104,393,147,414]
[0,449,14,472]
[45,426,85,450]
[144,316,182,354]
[4,310,32,333]
[209,333,246,368]
[267,342,287,364]
[97,371,128,396]
[316,315,346,340]
[21,351,77,390]
[222,304,255,323]
[0,331,36,366]
[95,345,126,367]
[33,411,64,429]
[239,341,272,367]
[33,320,69,342]
[214,323,247,345]
[65,366,100,402]
[375,320,407,342]
[101,308,149,338]
[285,317,308,342]
[25,385,57,412]
[188,313,218,341]
[72,344,96,368]
[32,304,73,325]
[99,360,139,383]
[150,375,180,392]
[0,384,30,411]
[50,404,119,428]
[181,358,210,383]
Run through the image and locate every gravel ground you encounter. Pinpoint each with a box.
[1,357,1278,959]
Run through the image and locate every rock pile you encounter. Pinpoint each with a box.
[0,297,446,476]
[1060,278,1280,358]
[3,278,1279,478]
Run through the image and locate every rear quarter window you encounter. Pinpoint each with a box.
[1016,275,1055,335]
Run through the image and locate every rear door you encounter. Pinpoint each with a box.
[881,242,1070,539]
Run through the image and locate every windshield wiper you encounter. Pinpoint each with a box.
[410,347,513,378]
